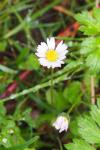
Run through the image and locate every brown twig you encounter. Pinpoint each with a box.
[54,6,74,17]
[96,0,99,8]
[56,22,80,44]
[90,76,95,105]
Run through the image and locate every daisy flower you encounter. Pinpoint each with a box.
[52,115,69,133]
[35,37,68,68]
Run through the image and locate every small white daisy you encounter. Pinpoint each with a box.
[35,37,68,68]
[52,115,69,133]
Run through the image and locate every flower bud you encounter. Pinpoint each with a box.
[52,115,69,133]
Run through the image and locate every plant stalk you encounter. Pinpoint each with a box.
[57,137,63,150]
[96,0,99,7]
[51,68,54,104]
[90,76,95,105]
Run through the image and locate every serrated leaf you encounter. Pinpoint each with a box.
[93,8,100,22]
[90,99,100,127]
[86,51,100,73]
[80,37,100,73]
[65,139,96,150]
[78,115,100,144]
[75,8,100,35]
[80,37,96,54]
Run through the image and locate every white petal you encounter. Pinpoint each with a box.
[53,117,63,130]
[59,121,68,133]
[39,58,53,68]
[39,58,48,66]
[60,50,68,56]
[57,49,68,61]
[37,42,48,52]
[51,60,64,68]
[56,116,64,126]
[65,124,68,132]
[51,62,61,68]
[58,55,66,61]
[48,62,60,68]
[50,62,59,68]
[36,38,68,68]
[53,116,69,133]
[50,59,65,68]
[35,51,45,57]
[36,42,48,58]
[53,122,60,130]
[47,37,55,49]
[56,41,68,53]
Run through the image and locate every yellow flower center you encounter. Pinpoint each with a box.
[46,50,58,62]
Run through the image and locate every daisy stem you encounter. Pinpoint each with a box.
[51,68,54,104]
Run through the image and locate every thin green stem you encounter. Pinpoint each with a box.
[0,64,82,103]
[67,102,77,115]
[0,73,69,103]
[57,137,63,150]
[51,68,54,104]
[67,99,91,115]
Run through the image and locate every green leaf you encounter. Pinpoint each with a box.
[46,88,58,105]
[4,0,61,39]
[78,115,100,144]
[75,8,100,35]
[65,139,96,150]
[22,108,34,127]
[0,41,7,51]
[90,99,100,127]
[0,120,24,147]
[80,37,100,73]
[70,119,79,137]
[80,37,96,54]
[0,136,39,150]
[45,89,66,111]
[97,98,100,108]
[0,103,6,124]
[0,103,6,117]
[16,48,29,64]
[65,100,100,149]
[63,81,81,104]
[19,54,40,70]
[86,51,100,73]
[27,54,40,70]
[93,7,100,22]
